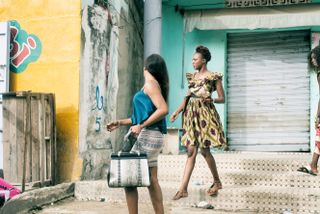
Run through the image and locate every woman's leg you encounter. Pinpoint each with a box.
[200,147,222,194]
[310,147,320,173]
[173,145,198,199]
[125,187,138,214]
[148,167,164,214]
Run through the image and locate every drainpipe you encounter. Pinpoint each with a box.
[144,0,162,59]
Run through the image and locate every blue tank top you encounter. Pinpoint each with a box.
[131,90,167,134]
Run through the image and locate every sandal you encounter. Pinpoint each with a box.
[207,183,222,196]
[297,165,317,176]
[172,190,188,200]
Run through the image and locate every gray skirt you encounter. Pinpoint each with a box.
[130,128,164,168]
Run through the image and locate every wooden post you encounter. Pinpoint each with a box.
[22,92,31,192]
[51,94,57,185]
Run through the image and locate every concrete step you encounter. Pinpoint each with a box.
[158,153,318,189]
[160,169,320,189]
[75,180,320,214]
[158,152,311,174]
[220,171,320,189]
[74,152,319,214]
[159,181,320,214]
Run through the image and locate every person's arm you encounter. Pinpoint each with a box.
[106,118,132,132]
[213,79,225,104]
[170,90,191,122]
[315,75,320,129]
[131,82,168,135]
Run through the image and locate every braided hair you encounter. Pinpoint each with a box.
[195,45,211,63]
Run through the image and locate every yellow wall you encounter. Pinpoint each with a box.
[0,0,82,182]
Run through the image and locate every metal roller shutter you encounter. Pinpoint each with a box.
[227,30,310,151]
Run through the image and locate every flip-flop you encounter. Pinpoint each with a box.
[297,166,317,176]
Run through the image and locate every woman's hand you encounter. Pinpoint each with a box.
[203,97,213,104]
[170,111,179,123]
[106,121,120,132]
[131,124,142,137]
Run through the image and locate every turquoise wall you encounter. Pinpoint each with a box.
[162,4,320,151]
[162,5,184,128]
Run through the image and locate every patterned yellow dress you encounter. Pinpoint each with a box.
[181,72,227,149]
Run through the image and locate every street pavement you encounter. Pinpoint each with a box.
[34,197,263,214]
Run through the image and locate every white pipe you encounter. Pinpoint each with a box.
[144,0,162,59]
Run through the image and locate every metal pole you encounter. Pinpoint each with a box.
[144,0,162,59]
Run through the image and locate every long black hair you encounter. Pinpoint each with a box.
[144,54,169,102]
[309,45,320,72]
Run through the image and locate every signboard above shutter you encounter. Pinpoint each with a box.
[225,0,312,8]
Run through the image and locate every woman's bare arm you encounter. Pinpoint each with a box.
[213,79,225,103]
[170,90,191,122]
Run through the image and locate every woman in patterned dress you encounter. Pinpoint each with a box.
[170,45,227,200]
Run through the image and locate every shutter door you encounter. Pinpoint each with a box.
[227,30,310,152]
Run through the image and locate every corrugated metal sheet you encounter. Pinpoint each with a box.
[227,30,310,151]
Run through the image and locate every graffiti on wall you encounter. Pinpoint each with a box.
[10,20,42,73]
[92,85,104,132]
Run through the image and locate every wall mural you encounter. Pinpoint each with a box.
[9,20,42,73]
[225,0,311,8]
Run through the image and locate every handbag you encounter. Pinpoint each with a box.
[108,151,150,188]
[121,129,137,152]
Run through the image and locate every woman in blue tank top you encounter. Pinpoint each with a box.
[106,54,169,214]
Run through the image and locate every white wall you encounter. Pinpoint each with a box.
[81,0,94,8]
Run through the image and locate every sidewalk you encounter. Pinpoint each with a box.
[36,197,263,214]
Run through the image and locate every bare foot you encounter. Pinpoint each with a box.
[172,190,188,200]
[207,183,222,196]
[310,163,318,174]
